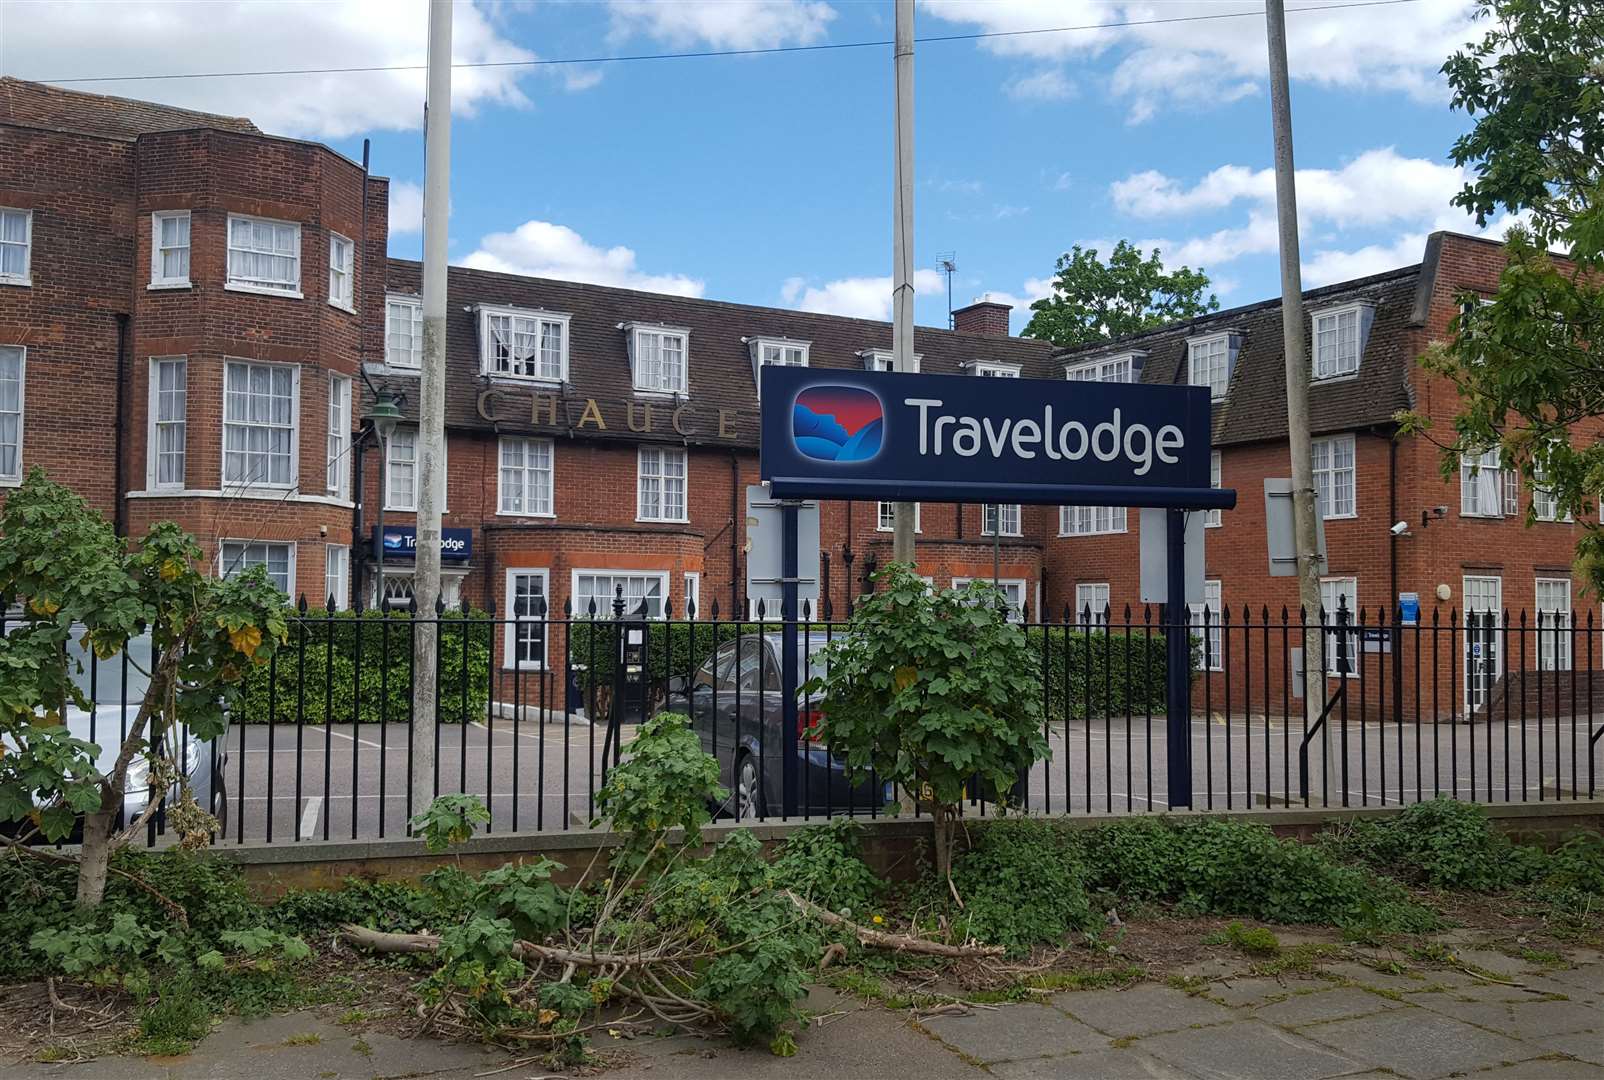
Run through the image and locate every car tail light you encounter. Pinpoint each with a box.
[798,709,825,743]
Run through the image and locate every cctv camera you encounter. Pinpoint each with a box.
[1390,521,1410,535]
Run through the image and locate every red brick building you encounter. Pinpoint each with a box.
[1,78,1588,718]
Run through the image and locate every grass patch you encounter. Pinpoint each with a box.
[1202,922,1281,957]
[282,1032,322,1047]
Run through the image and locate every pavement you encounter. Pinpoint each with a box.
[10,938,1601,1079]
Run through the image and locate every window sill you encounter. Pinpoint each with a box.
[483,372,566,387]
[496,510,557,519]
[636,516,691,525]
[1459,512,1506,521]
[0,277,32,288]
[504,663,550,673]
[631,387,684,399]
[1058,531,1127,538]
[364,361,421,377]
[329,300,356,315]
[0,475,19,488]
[147,280,191,291]
[1322,512,1358,522]
[1311,372,1361,385]
[224,282,303,299]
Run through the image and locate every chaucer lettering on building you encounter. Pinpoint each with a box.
[476,387,741,439]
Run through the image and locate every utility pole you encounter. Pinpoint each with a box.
[1265,0,1328,746]
[412,0,451,811]
[890,0,916,567]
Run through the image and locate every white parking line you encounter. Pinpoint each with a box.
[325,728,385,751]
[298,797,322,840]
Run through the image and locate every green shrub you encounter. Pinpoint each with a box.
[237,608,491,725]
[1206,921,1281,957]
[1026,627,1177,721]
[1320,798,1545,892]
[267,878,456,936]
[947,819,1096,954]
[769,819,883,915]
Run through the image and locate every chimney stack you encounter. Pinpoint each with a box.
[952,297,1012,337]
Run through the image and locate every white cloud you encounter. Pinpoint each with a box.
[921,0,1478,122]
[4,0,539,140]
[1004,69,1074,102]
[969,276,1055,321]
[1109,148,1513,277]
[779,269,946,320]
[461,221,705,297]
[606,0,837,49]
[1051,172,1073,192]
[388,181,424,236]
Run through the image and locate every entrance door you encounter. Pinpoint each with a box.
[1463,575,1502,714]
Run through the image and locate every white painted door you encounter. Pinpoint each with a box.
[1463,575,1502,713]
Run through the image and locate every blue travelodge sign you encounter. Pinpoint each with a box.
[375,526,473,562]
[759,366,1229,509]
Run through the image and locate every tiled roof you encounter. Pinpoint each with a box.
[1055,264,1424,446]
[0,77,259,140]
[380,260,1057,446]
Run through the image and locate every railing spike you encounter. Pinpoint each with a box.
[710,598,720,620]
[486,595,497,615]
[434,593,446,614]
[297,593,309,614]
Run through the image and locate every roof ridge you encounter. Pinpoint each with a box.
[0,76,259,138]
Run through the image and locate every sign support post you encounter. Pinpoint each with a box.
[1165,509,1193,808]
[780,500,801,818]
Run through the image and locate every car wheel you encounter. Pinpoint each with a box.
[211,775,229,839]
[734,754,766,821]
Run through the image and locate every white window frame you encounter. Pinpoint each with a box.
[149,210,190,289]
[219,540,296,596]
[225,213,302,297]
[1320,576,1359,675]
[1190,579,1224,672]
[1460,447,1519,518]
[969,360,1021,378]
[1188,333,1230,399]
[497,435,555,517]
[1065,354,1137,383]
[572,568,670,620]
[480,305,570,383]
[1536,577,1572,672]
[1205,450,1223,528]
[683,572,702,620]
[328,231,354,312]
[326,373,351,499]
[0,208,33,286]
[324,544,349,611]
[1464,574,1504,713]
[876,501,921,532]
[384,295,423,371]
[981,503,1021,537]
[147,356,187,490]
[750,336,810,394]
[221,359,299,490]
[1074,582,1112,624]
[504,568,551,669]
[1532,463,1572,522]
[383,427,446,512]
[952,577,1027,622]
[627,323,690,394]
[1312,433,1357,520]
[0,345,23,485]
[1059,505,1127,536]
[1312,304,1363,380]
[862,348,920,373]
[636,445,688,523]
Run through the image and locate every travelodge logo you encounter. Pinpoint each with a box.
[792,385,884,463]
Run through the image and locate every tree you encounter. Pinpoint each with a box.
[1404,0,1604,585]
[0,470,290,908]
[803,565,1048,893]
[1023,240,1219,347]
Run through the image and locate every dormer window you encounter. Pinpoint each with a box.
[479,305,569,383]
[747,336,810,393]
[969,360,1020,377]
[862,349,921,372]
[1187,332,1236,400]
[1311,302,1373,380]
[624,323,689,394]
[1066,352,1144,383]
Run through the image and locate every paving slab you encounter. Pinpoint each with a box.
[1322,961,1431,993]
[1140,1018,1364,1080]
[167,1012,514,1080]
[1298,1007,1537,1080]
[1451,1060,1604,1079]
[917,1002,1106,1063]
[1537,1030,1604,1066]
[988,1046,1199,1079]
[1537,964,1604,995]
[1251,987,1404,1026]
[1203,976,1300,1007]
[1413,996,1602,1039]
[1455,949,1549,978]
[1053,984,1234,1038]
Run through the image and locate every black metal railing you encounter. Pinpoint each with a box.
[8,590,1603,847]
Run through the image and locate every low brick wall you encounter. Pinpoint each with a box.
[216,801,1604,900]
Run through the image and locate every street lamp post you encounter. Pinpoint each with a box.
[366,391,402,611]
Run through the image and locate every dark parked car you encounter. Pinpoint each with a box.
[4,631,228,839]
[661,632,889,819]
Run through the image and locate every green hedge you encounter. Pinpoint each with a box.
[236,609,492,725]
[1026,627,1186,721]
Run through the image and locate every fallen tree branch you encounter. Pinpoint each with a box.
[783,892,1005,958]
[341,924,677,971]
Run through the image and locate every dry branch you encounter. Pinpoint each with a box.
[783,891,1005,958]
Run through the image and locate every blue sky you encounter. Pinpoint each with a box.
[4,0,1507,332]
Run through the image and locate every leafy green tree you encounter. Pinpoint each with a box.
[0,470,290,908]
[1023,240,1218,347]
[1405,0,1604,585]
[804,565,1048,889]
